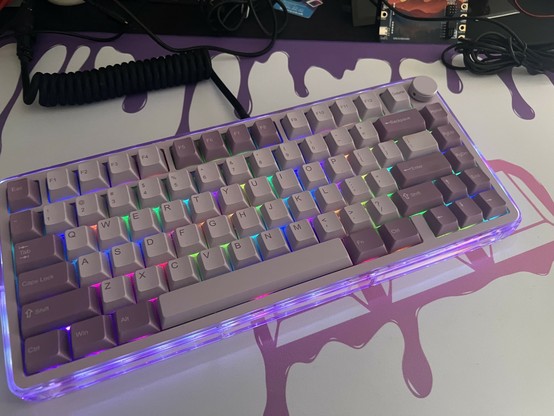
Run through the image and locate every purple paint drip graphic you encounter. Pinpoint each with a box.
[254,160,554,416]
[0,34,550,150]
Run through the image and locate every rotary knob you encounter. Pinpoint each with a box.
[408,76,438,102]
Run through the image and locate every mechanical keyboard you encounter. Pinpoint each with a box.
[0,76,520,400]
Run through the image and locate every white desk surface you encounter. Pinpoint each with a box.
[0,35,553,416]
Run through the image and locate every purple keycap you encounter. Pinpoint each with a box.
[435,174,468,203]
[450,197,483,228]
[14,234,65,274]
[432,124,460,151]
[373,109,426,141]
[226,124,256,154]
[20,286,101,339]
[445,146,475,172]
[18,262,78,305]
[71,315,117,359]
[391,182,444,216]
[390,153,453,189]
[9,209,43,244]
[424,205,459,236]
[24,329,71,375]
[171,137,203,169]
[474,189,507,220]
[6,178,41,212]
[343,228,387,264]
[199,131,229,162]
[251,118,281,148]
[420,103,448,129]
[378,217,422,252]
[115,301,160,344]
[459,167,491,195]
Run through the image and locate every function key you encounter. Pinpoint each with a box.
[473,189,507,220]
[420,103,448,129]
[46,168,79,202]
[353,91,383,120]
[444,146,475,172]
[251,118,281,148]
[9,210,43,244]
[450,197,483,228]
[432,124,461,151]
[305,104,337,133]
[6,178,41,213]
[458,167,491,195]
[137,146,168,178]
[226,124,256,154]
[171,137,202,170]
[343,228,387,264]
[281,110,312,139]
[424,205,459,236]
[199,131,229,162]
[380,85,411,113]
[330,98,359,126]
[373,109,426,141]
[78,161,110,194]
[107,153,140,186]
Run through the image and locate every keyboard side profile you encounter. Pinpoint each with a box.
[0,76,520,400]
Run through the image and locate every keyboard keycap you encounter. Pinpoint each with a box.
[450,197,483,228]
[324,127,355,156]
[353,92,383,120]
[107,185,139,217]
[432,123,461,151]
[391,182,444,217]
[115,301,160,344]
[198,246,232,279]
[330,98,359,126]
[244,177,275,205]
[107,153,140,186]
[6,178,41,212]
[46,168,79,202]
[134,266,168,301]
[167,169,197,200]
[129,208,161,240]
[158,239,353,329]
[343,228,387,264]
[166,256,202,290]
[373,109,426,141]
[281,110,312,139]
[313,211,347,242]
[349,119,380,148]
[24,330,71,375]
[171,137,202,169]
[14,234,65,274]
[159,200,191,231]
[195,162,225,193]
[340,203,372,233]
[378,217,422,252]
[18,262,78,305]
[473,189,507,220]
[226,124,256,154]
[173,224,208,256]
[101,276,136,314]
[9,210,43,244]
[78,161,110,194]
[373,141,404,168]
[396,130,439,160]
[274,142,305,170]
[199,131,228,161]
[77,252,112,286]
[380,85,411,113]
[137,177,168,208]
[218,184,249,215]
[390,153,452,189]
[137,146,168,178]
[298,162,328,191]
[110,242,145,276]
[232,207,265,238]
[459,167,491,195]
[365,195,400,226]
[75,194,108,226]
[305,104,336,133]
[189,192,220,223]
[348,147,379,176]
[20,286,101,339]
[142,233,176,267]
[97,218,129,251]
[365,168,398,197]
[70,315,117,359]
[260,199,292,228]
[424,205,459,236]
[285,220,319,251]
[445,146,475,172]
[70,233,97,264]
[43,201,77,234]
[221,155,252,185]
[420,102,448,129]
[299,134,330,162]
[435,174,468,203]
[249,148,279,177]
[251,118,281,147]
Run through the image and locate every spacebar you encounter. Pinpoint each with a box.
[158,239,353,329]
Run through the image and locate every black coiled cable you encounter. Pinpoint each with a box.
[20,49,213,107]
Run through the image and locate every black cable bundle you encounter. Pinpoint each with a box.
[20,50,213,107]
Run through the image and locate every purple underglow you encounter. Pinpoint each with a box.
[0,80,522,402]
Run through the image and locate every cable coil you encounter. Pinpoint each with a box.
[22,49,213,107]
